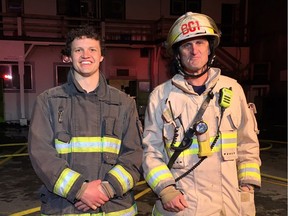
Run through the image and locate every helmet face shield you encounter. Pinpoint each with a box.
[166,12,221,56]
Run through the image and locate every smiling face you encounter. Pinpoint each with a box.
[178,37,210,75]
[69,36,104,79]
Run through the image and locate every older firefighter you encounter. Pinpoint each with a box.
[28,25,143,215]
[142,12,261,215]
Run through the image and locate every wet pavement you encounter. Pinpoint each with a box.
[0,123,287,216]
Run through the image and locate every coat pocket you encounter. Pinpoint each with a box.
[240,189,256,216]
[221,110,240,131]
[221,131,238,161]
[163,121,177,143]
[56,131,71,143]
[163,122,187,169]
[103,117,122,137]
[221,113,238,161]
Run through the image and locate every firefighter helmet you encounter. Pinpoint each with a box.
[166,12,221,55]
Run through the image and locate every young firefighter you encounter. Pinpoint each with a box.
[28,25,143,215]
[142,12,261,215]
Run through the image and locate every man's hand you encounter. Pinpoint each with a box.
[74,200,91,212]
[163,192,188,212]
[74,180,109,211]
[240,184,254,192]
[159,185,188,212]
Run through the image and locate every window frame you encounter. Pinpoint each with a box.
[101,0,125,20]
[170,0,201,16]
[0,61,35,93]
[54,63,71,86]
[6,0,23,14]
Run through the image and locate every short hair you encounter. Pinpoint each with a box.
[62,25,103,57]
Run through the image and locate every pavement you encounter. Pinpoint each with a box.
[0,123,287,216]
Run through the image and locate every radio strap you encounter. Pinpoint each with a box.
[167,89,214,169]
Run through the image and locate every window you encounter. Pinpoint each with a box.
[57,0,96,17]
[221,4,238,44]
[6,0,23,13]
[57,0,82,16]
[57,0,70,15]
[116,69,129,76]
[55,64,71,86]
[251,62,271,83]
[170,0,201,16]
[101,0,125,19]
[0,63,33,91]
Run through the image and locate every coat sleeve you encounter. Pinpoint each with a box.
[235,84,262,188]
[28,92,85,203]
[142,87,176,195]
[104,96,144,197]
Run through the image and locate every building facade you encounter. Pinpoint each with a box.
[0,0,285,127]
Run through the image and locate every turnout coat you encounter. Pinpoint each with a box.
[142,68,261,216]
[29,70,143,215]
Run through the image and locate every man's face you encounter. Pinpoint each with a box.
[69,37,104,78]
[178,37,210,75]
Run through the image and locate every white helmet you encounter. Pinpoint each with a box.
[166,12,221,55]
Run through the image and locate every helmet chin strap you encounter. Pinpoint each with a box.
[176,55,215,78]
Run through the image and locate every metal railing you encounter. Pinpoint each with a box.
[0,13,249,80]
[0,13,174,44]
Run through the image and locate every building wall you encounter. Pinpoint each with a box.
[0,43,250,122]
[202,0,240,23]
[1,0,253,123]
[104,47,151,79]
[125,0,241,22]
[1,44,156,121]
[0,41,24,61]
[126,0,163,20]
[24,0,56,15]
[2,45,64,122]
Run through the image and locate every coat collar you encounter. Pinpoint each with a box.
[67,68,110,101]
[172,67,220,94]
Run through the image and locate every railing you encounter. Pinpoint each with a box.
[0,13,248,46]
[0,13,174,44]
[215,47,242,72]
[0,13,249,80]
[103,19,156,43]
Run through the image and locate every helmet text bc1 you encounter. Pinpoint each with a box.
[167,12,220,54]
[166,12,221,78]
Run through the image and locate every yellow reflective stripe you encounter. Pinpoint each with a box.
[167,137,222,157]
[166,139,200,157]
[106,203,137,216]
[109,165,134,193]
[146,165,173,190]
[238,163,261,180]
[53,168,80,198]
[222,142,237,149]
[238,163,260,170]
[238,171,261,180]
[181,141,200,155]
[170,141,181,147]
[40,203,137,216]
[166,132,237,157]
[221,132,237,139]
[41,214,100,216]
[185,137,222,155]
[55,136,121,154]
[211,143,221,152]
[221,132,237,149]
